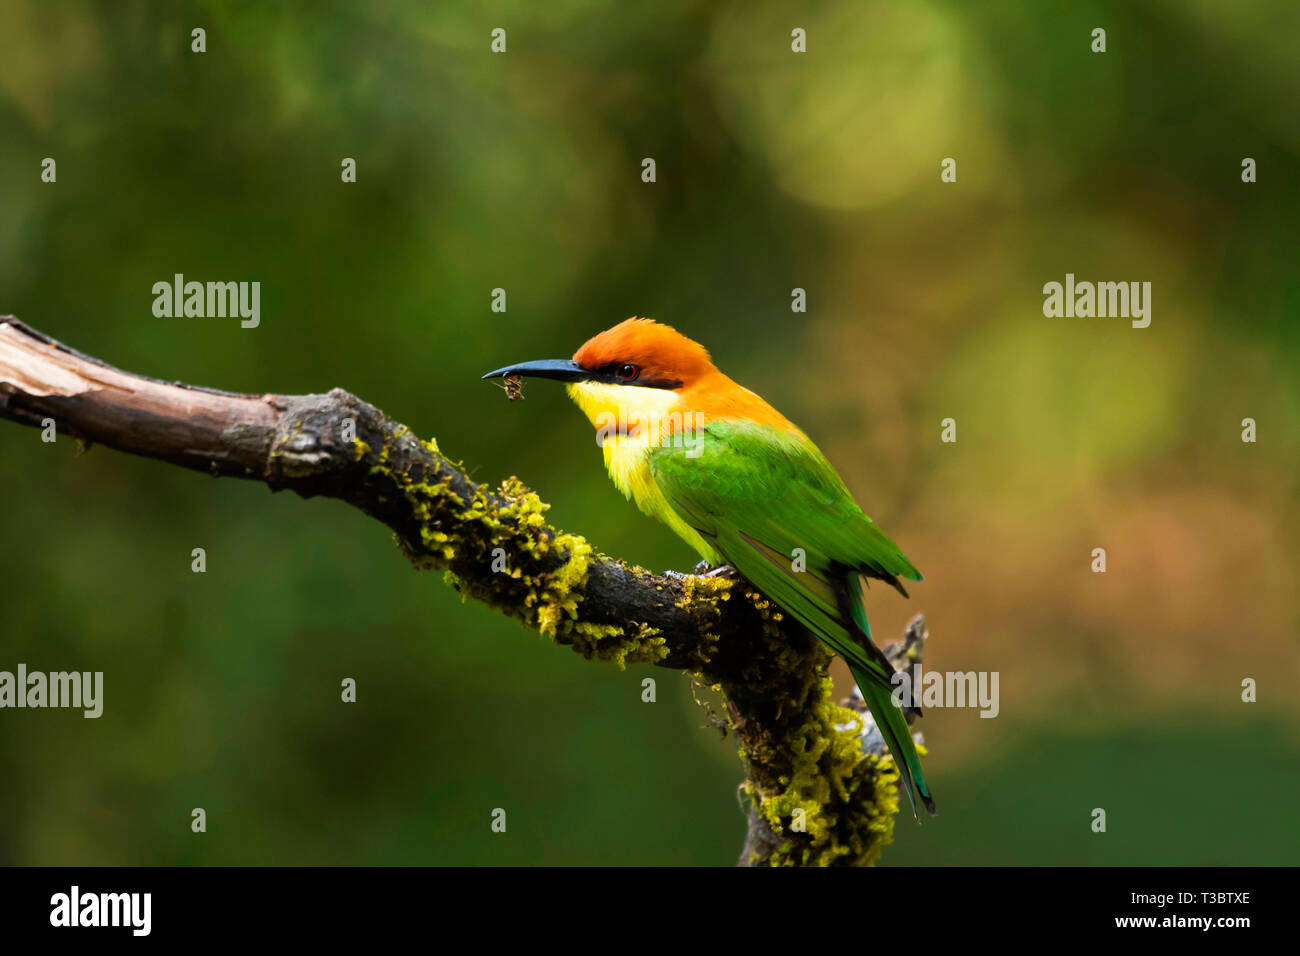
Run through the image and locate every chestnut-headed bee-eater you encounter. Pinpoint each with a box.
[484,318,935,819]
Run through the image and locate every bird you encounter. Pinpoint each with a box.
[483,317,935,819]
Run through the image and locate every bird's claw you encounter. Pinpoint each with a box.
[664,563,740,581]
[693,561,740,579]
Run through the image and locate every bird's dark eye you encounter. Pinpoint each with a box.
[618,364,640,381]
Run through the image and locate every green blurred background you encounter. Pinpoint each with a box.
[1,1,1297,865]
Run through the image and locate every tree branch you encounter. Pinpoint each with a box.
[0,316,929,866]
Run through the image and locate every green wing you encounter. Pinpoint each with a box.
[649,420,920,637]
[650,419,935,817]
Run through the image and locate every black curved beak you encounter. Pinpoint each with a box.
[481,359,589,383]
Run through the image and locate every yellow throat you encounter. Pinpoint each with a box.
[564,380,720,563]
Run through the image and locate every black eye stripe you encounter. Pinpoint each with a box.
[588,362,682,389]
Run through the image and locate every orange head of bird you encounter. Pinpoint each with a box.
[482,318,715,393]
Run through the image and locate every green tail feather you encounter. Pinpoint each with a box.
[844,584,935,822]
[849,661,937,822]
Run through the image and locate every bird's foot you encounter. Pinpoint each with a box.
[665,563,740,581]
[664,563,740,581]
[701,563,740,579]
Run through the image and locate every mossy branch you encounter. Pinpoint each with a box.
[0,316,930,866]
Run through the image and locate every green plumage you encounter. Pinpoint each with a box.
[649,419,935,820]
